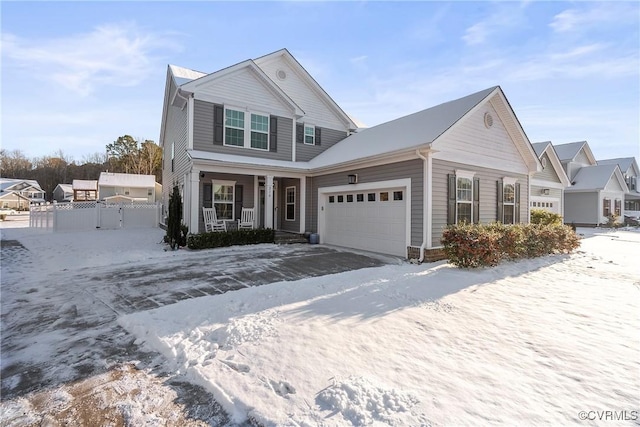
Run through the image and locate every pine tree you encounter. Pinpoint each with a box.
[167,185,183,250]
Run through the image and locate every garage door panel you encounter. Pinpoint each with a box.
[324,187,407,257]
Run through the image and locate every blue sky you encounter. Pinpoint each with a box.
[2,1,639,163]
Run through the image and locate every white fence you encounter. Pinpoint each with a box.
[30,202,162,232]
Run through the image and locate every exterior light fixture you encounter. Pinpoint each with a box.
[542,188,550,195]
[348,174,358,184]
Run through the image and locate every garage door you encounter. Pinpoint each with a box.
[324,187,407,257]
[530,197,560,214]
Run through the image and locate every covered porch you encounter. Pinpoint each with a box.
[184,166,308,235]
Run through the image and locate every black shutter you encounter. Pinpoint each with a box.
[315,127,321,146]
[296,123,304,144]
[235,185,243,220]
[514,183,521,223]
[213,104,224,145]
[447,174,456,225]
[497,180,504,223]
[269,116,278,152]
[203,183,212,208]
[473,178,480,224]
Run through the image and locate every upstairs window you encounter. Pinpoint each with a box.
[304,125,315,145]
[250,113,269,150]
[225,109,245,147]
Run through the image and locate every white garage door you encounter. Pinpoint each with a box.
[324,187,407,257]
[530,197,560,214]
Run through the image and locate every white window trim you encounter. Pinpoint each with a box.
[456,169,476,181]
[303,124,315,145]
[285,186,296,221]
[212,179,236,221]
[455,170,475,224]
[223,106,270,151]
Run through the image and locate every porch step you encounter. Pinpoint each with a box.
[274,231,308,244]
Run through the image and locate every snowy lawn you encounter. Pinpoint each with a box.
[119,228,640,426]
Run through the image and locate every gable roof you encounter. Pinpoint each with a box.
[55,183,73,192]
[0,178,44,193]
[554,141,597,165]
[531,141,571,187]
[254,48,359,130]
[98,173,156,188]
[308,86,539,172]
[597,157,638,175]
[567,164,628,191]
[179,57,304,117]
[73,179,98,191]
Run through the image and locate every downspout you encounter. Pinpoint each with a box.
[415,149,430,263]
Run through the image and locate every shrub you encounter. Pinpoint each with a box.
[0,214,5,221]
[530,209,563,226]
[441,222,580,268]
[166,185,187,250]
[603,214,621,228]
[187,228,275,250]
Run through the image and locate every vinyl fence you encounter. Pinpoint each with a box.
[30,201,162,232]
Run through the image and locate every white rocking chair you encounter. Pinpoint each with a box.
[237,207,255,230]
[203,207,226,232]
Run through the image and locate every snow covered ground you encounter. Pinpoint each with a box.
[1,214,639,426]
[119,228,640,426]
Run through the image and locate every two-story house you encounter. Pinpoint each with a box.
[160,49,541,260]
[555,141,628,226]
[0,178,46,208]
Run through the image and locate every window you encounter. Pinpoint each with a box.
[213,181,235,220]
[329,196,335,203]
[368,193,376,202]
[503,184,515,224]
[614,199,621,216]
[285,186,295,221]
[393,191,403,201]
[356,194,364,202]
[148,189,153,196]
[304,125,315,145]
[224,109,245,147]
[346,194,353,202]
[337,195,344,203]
[124,188,130,196]
[250,113,269,150]
[603,198,611,217]
[456,177,473,223]
[380,192,389,201]
[171,142,175,172]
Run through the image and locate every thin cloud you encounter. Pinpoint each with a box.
[462,3,530,46]
[550,3,639,33]
[1,22,180,96]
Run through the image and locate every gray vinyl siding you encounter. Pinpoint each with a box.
[536,153,562,183]
[193,100,292,161]
[279,178,300,232]
[296,127,348,162]
[309,159,424,245]
[564,192,598,225]
[431,159,529,247]
[161,80,189,217]
[197,173,255,233]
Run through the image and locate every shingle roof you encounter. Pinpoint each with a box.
[554,141,588,162]
[568,164,619,190]
[98,173,156,188]
[532,141,552,157]
[308,86,499,169]
[0,178,44,192]
[597,157,635,172]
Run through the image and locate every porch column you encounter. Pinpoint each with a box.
[299,177,306,233]
[189,169,200,234]
[265,175,274,229]
[254,175,259,227]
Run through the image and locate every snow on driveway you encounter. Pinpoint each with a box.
[120,229,640,426]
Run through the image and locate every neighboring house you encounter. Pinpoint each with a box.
[72,180,98,202]
[98,172,161,203]
[530,142,570,216]
[597,157,640,218]
[160,49,540,259]
[0,178,46,208]
[555,141,628,226]
[53,183,74,202]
